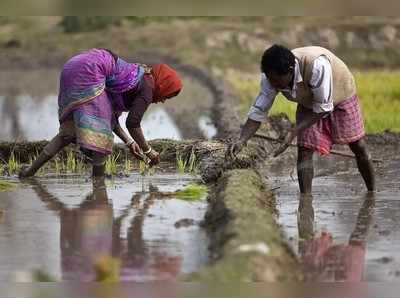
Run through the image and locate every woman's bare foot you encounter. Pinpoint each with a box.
[18,166,35,178]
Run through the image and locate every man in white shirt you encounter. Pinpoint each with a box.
[229,44,375,194]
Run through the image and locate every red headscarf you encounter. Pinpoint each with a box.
[151,64,182,101]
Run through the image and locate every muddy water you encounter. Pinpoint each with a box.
[0,173,209,281]
[265,144,400,281]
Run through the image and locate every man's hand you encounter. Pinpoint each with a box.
[273,129,296,157]
[128,142,143,160]
[146,149,160,167]
[227,139,245,159]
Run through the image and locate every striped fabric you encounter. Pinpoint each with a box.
[296,95,365,154]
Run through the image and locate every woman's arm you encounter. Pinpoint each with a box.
[126,126,151,152]
[113,117,132,145]
[113,115,143,159]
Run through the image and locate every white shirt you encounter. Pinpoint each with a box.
[248,56,333,123]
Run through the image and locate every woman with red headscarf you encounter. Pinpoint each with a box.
[19,48,182,178]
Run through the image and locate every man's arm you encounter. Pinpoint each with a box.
[229,74,277,157]
[239,118,261,143]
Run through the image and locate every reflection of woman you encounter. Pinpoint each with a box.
[29,179,182,281]
[19,48,182,178]
[298,193,375,281]
[29,178,114,281]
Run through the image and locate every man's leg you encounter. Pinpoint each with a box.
[348,138,376,192]
[297,146,314,194]
[19,134,74,177]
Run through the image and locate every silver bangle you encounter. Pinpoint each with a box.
[126,140,134,147]
[143,146,152,154]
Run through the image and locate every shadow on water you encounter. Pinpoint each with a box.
[0,174,209,281]
[266,144,400,281]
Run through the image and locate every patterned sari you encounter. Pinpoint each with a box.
[58,48,145,154]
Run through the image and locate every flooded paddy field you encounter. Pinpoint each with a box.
[0,172,209,281]
[264,142,400,281]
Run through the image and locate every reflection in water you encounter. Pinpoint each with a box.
[0,95,59,141]
[298,193,375,281]
[26,178,194,281]
[0,95,218,141]
[0,94,22,140]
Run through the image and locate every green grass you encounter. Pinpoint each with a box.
[354,71,400,133]
[175,183,208,201]
[227,70,400,133]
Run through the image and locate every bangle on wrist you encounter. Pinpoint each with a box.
[126,140,134,146]
[143,146,152,155]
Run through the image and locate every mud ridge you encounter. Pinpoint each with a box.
[187,169,300,281]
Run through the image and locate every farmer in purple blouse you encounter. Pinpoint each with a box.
[19,48,182,178]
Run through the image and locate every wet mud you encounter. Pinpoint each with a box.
[189,169,300,281]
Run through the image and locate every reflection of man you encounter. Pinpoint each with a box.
[297,193,375,281]
[29,178,182,281]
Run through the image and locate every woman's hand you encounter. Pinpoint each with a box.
[146,148,160,167]
[127,141,143,160]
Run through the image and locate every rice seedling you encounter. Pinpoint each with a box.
[105,153,119,176]
[54,157,63,174]
[138,159,154,176]
[175,183,208,201]
[0,163,4,176]
[176,152,187,174]
[66,150,77,172]
[123,156,132,176]
[76,156,86,174]
[187,150,198,174]
[8,152,21,175]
